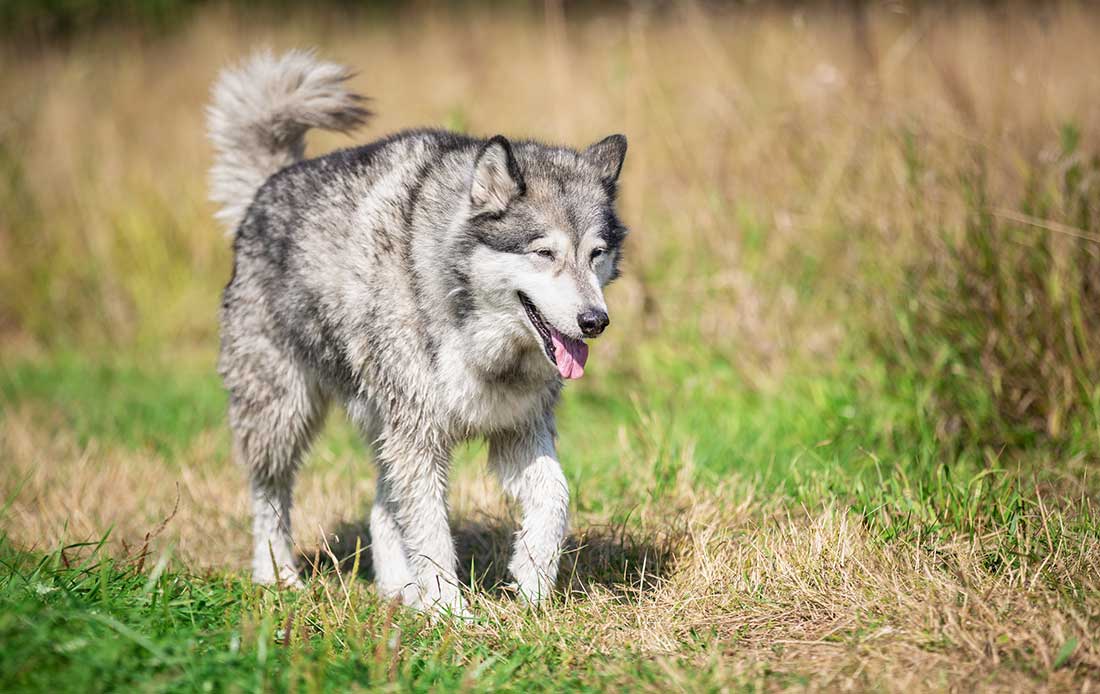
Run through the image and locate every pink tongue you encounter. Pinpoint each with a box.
[550,329,589,379]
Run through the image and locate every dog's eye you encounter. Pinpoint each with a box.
[533,248,555,260]
[591,247,606,261]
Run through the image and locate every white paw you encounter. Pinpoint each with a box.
[253,565,304,589]
[510,579,553,605]
[415,582,472,620]
[510,558,555,605]
[375,579,421,607]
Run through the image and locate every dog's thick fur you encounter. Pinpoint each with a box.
[207,50,628,616]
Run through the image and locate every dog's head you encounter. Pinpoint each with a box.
[457,134,628,380]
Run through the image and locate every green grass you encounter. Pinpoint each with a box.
[0,349,977,502]
[0,538,628,693]
[5,529,829,692]
[2,350,1098,690]
[2,347,1089,518]
[0,356,227,458]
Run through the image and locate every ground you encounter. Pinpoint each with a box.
[1,354,1097,691]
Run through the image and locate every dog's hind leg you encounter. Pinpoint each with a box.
[222,335,328,588]
[348,401,418,605]
[489,415,569,604]
[369,475,419,604]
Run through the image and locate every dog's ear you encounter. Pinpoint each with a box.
[470,135,525,215]
[582,134,627,185]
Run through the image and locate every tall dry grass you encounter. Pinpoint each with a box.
[880,135,1100,451]
[3,4,1099,380]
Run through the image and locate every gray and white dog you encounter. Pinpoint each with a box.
[207,50,628,616]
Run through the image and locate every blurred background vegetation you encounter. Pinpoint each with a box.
[3,0,1098,471]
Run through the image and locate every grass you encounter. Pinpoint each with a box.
[3,354,1098,691]
[5,491,1091,693]
[3,1,1100,691]
[0,539,599,692]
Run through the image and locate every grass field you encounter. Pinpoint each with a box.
[2,2,1100,691]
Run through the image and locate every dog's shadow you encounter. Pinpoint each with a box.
[299,511,679,598]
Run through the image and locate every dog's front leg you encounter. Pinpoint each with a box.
[489,415,569,604]
[376,432,467,618]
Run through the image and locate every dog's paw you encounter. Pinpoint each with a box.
[508,559,556,606]
[508,577,554,606]
[414,584,472,621]
[428,594,473,621]
[253,565,304,589]
[437,599,474,622]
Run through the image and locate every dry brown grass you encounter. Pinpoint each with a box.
[4,405,1098,691]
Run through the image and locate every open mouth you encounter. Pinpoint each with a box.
[518,292,589,380]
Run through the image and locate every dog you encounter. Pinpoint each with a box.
[207,49,628,616]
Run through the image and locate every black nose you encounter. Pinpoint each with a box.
[577,308,609,337]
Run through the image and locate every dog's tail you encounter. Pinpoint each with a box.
[206,49,370,233]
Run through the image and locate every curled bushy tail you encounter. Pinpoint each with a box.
[206,49,370,233]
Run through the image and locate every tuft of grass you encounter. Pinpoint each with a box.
[875,132,1100,456]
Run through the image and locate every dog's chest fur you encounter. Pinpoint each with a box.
[433,321,561,435]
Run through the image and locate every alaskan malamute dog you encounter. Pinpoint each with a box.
[207,50,628,616]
